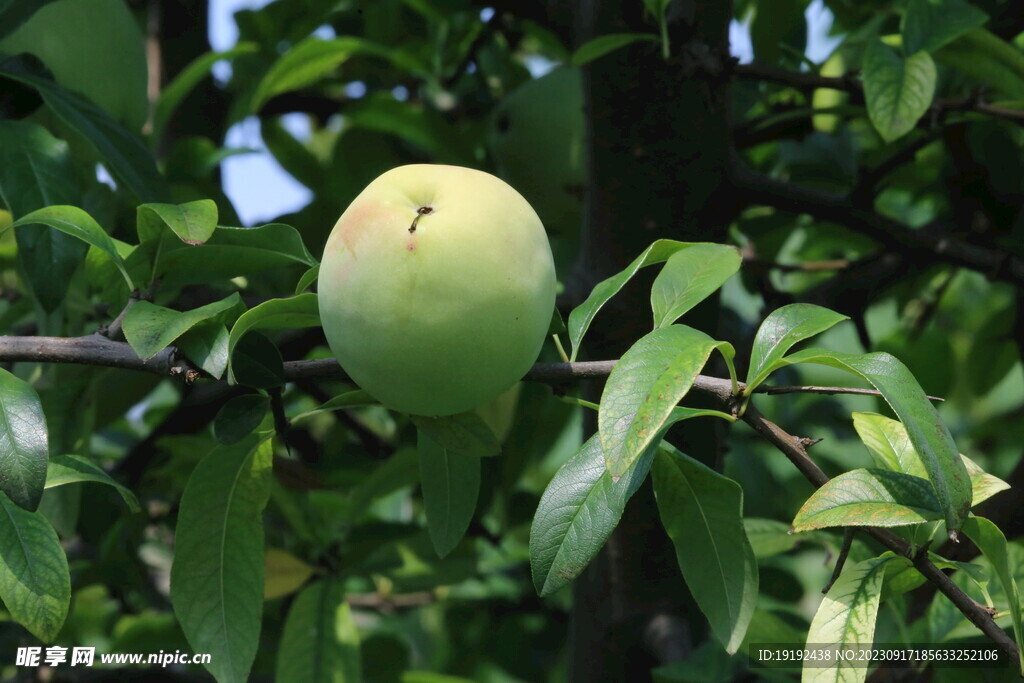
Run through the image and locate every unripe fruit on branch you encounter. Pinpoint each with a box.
[318,165,556,416]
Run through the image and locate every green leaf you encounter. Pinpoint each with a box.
[902,0,988,55]
[0,54,169,202]
[123,293,245,360]
[45,454,139,512]
[232,331,284,390]
[599,325,734,480]
[778,349,971,535]
[852,411,927,478]
[571,33,659,66]
[650,244,742,328]
[0,368,48,512]
[853,412,1009,506]
[295,264,319,295]
[792,468,942,532]
[0,0,62,40]
[170,435,273,683]
[227,294,320,383]
[137,199,218,246]
[156,223,318,285]
[252,36,400,112]
[152,43,258,142]
[744,304,849,394]
[652,446,757,654]
[214,395,271,445]
[567,239,693,362]
[936,29,1024,99]
[529,434,656,596]
[418,430,480,558]
[0,493,70,641]
[804,555,902,683]
[862,41,937,142]
[960,517,1024,673]
[9,205,133,290]
[744,517,802,558]
[262,117,323,190]
[291,390,377,424]
[0,120,82,312]
[276,579,361,683]
[410,412,500,458]
[177,321,231,379]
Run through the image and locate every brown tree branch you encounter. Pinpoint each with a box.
[0,338,940,401]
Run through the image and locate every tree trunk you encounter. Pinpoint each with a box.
[568,2,735,680]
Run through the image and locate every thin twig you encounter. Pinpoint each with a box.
[732,163,1024,288]
[733,63,1024,125]
[823,528,855,594]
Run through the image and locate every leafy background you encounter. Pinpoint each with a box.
[0,0,1022,681]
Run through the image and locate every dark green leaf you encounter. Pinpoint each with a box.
[232,332,284,390]
[530,434,656,596]
[0,493,70,641]
[276,578,361,682]
[152,43,258,142]
[793,468,942,532]
[0,54,169,201]
[155,223,317,285]
[170,436,273,683]
[176,321,231,379]
[902,0,989,55]
[418,430,480,558]
[0,368,48,512]
[227,293,319,383]
[214,395,271,445]
[410,412,500,458]
[251,36,404,112]
[650,243,742,328]
[123,293,245,360]
[567,239,693,361]
[0,120,82,311]
[0,0,62,40]
[137,199,218,245]
[652,446,757,654]
[744,304,848,394]
[779,349,971,535]
[862,41,937,142]
[9,205,133,290]
[599,325,734,479]
[750,0,807,66]
[571,33,659,66]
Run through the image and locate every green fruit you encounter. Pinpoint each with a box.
[488,67,584,241]
[318,165,556,416]
[0,0,148,129]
